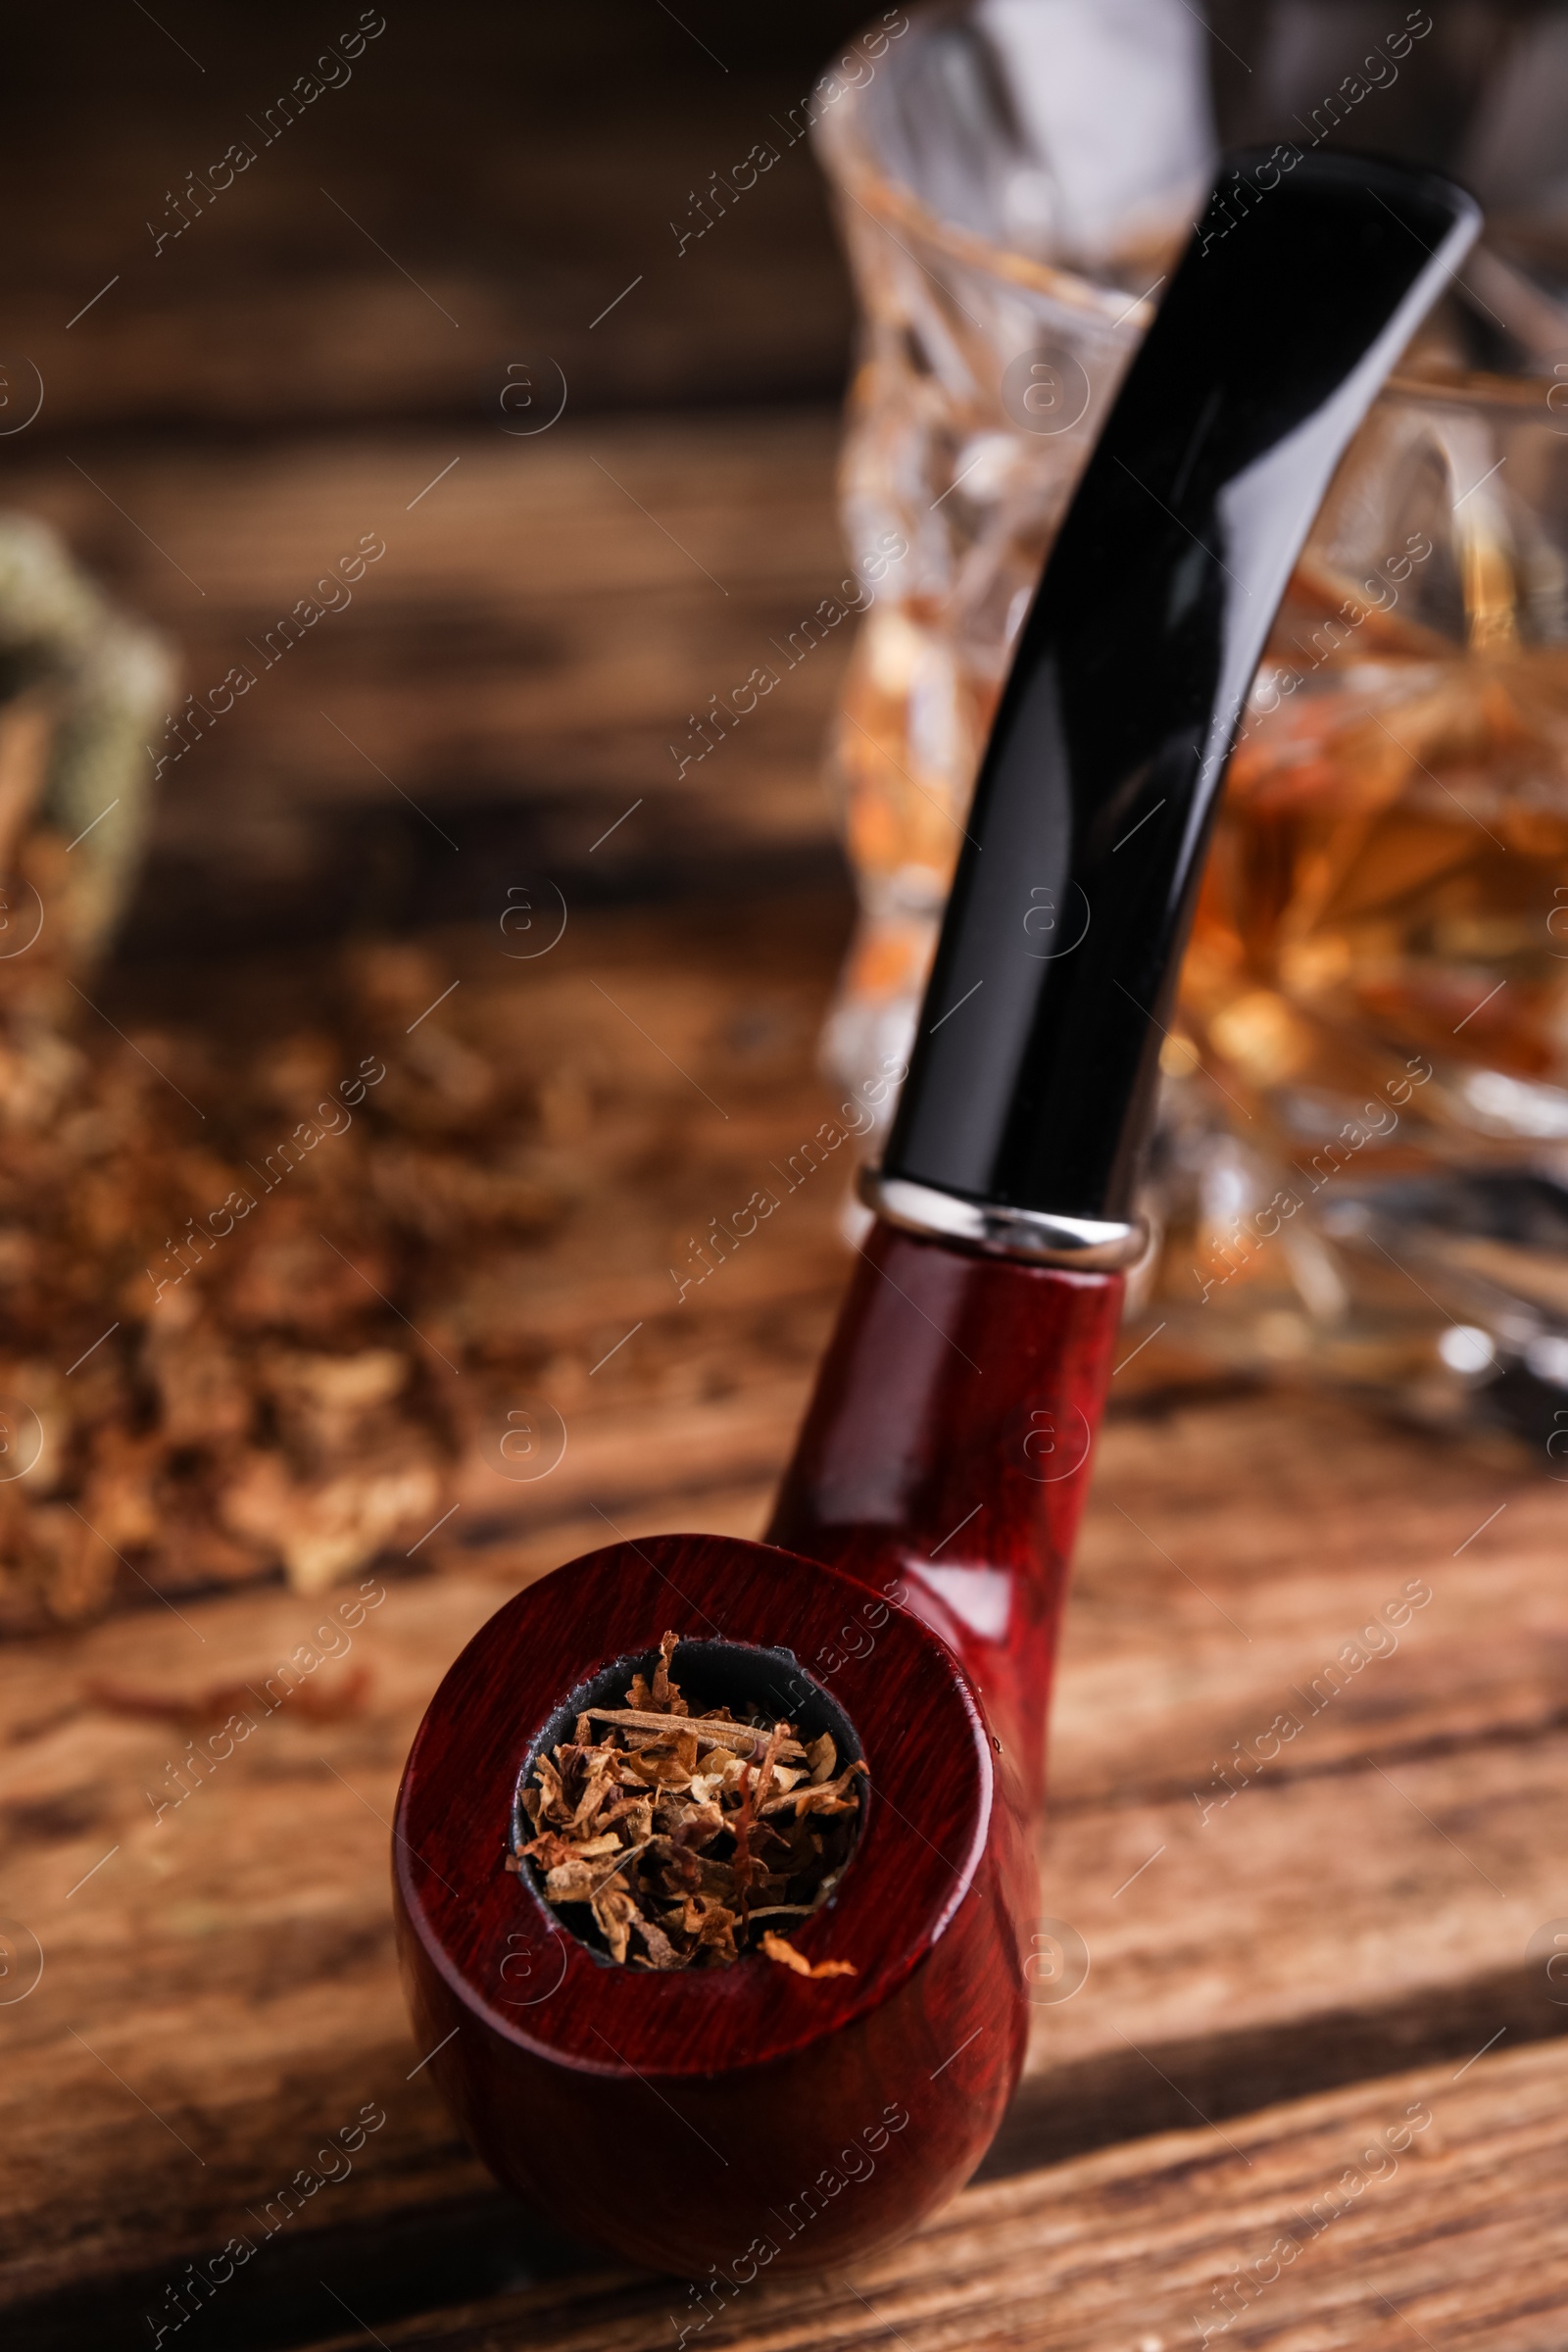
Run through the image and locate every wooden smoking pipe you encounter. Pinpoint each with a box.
[394,151,1476,2279]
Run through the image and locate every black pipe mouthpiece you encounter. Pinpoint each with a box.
[882,147,1479,1228]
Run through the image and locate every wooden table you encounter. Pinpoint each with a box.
[2,891,1566,2352]
[4,20,1566,2324]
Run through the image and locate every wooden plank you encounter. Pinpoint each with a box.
[77,2045,1568,2350]
[9,413,855,941]
[1054,1383,1564,1803]
[3,1378,1566,2310]
[3,6,860,431]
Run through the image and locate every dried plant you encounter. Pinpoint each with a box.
[514,1632,863,1973]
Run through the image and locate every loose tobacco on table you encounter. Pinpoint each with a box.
[514,1631,864,1973]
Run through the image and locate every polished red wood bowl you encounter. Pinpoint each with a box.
[393,1532,1034,2276]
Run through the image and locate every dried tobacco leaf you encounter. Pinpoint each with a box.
[83,1666,371,1725]
[0,921,578,1636]
[515,1631,864,1973]
[760,1930,858,1979]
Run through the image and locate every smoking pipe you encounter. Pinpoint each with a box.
[394,150,1476,2279]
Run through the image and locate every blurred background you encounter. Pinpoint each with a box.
[7,7,1568,2349]
[0,0,887,1642]
[6,3,879,952]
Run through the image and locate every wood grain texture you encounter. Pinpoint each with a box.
[0,3,863,432]
[261,2039,1568,2349]
[9,414,854,947]
[396,1535,1031,2275]
[3,1382,1565,2321]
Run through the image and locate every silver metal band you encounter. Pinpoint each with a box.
[858,1167,1148,1270]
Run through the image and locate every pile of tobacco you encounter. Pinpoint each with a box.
[514,1632,865,1973]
